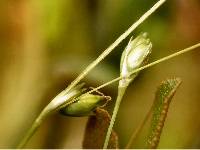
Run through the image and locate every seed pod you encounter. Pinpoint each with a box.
[120,32,152,87]
[60,93,109,117]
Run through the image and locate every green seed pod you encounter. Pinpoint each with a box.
[120,32,152,87]
[60,93,109,117]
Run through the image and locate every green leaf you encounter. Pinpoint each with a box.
[147,78,182,148]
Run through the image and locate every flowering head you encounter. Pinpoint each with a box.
[120,32,152,86]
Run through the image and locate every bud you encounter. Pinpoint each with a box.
[60,93,109,117]
[44,83,86,114]
[120,32,152,87]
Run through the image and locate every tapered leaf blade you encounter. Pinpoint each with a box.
[147,78,182,148]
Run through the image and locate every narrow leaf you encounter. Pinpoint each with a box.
[147,78,182,148]
[83,108,119,149]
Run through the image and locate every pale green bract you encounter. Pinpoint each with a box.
[43,83,86,114]
[120,33,152,87]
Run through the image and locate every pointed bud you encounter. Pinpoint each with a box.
[43,83,86,115]
[60,93,109,117]
[120,32,152,87]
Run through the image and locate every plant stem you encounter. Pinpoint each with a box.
[17,109,49,148]
[16,1,165,146]
[88,43,200,94]
[64,0,166,93]
[125,104,153,149]
[103,85,127,149]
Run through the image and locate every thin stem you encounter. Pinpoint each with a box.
[17,0,166,147]
[17,109,49,148]
[103,86,127,149]
[65,0,166,93]
[17,0,165,145]
[125,104,153,149]
[88,43,200,94]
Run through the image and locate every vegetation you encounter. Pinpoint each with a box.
[0,0,200,148]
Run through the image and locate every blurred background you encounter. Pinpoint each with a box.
[0,0,200,148]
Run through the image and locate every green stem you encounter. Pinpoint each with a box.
[17,109,49,148]
[16,1,165,148]
[64,0,166,93]
[16,0,171,147]
[103,85,127,149]
[88,43,200,94]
